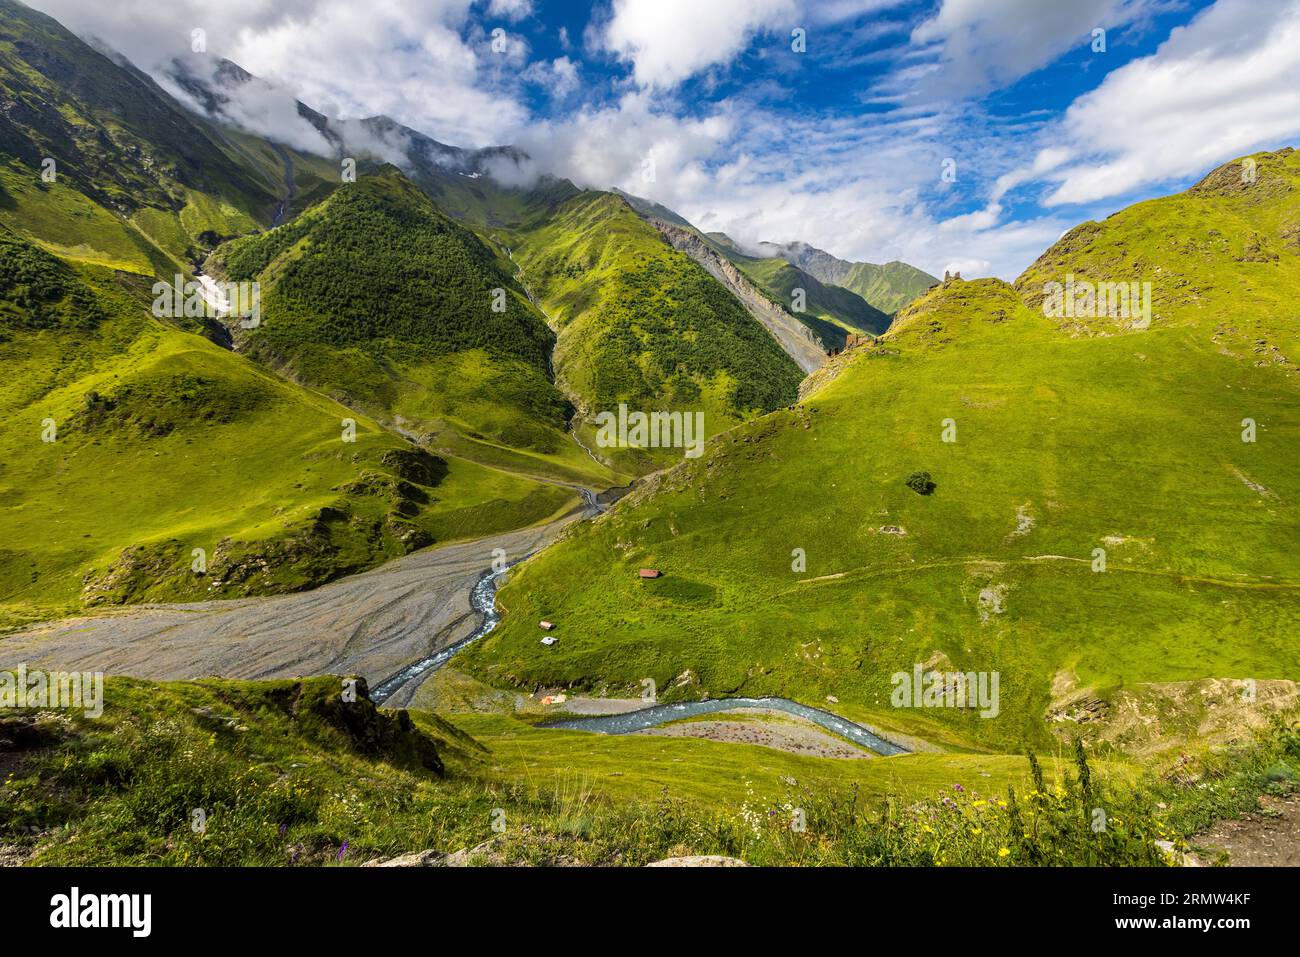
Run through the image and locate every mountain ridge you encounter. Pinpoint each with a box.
[615,189,891,346]
[758,239,939,315]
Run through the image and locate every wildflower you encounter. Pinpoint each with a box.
[998,847,1010,858]
[337,842,349,861]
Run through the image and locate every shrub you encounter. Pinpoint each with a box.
[905,471,936,495]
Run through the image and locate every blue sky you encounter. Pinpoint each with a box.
[29,0,1300,277]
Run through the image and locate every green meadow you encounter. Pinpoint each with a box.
[462,150,1300,754]
[3,673,1294,866]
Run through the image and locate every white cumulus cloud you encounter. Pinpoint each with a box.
[601,0,798,89]
[1042,0,1300,205]
[909,0,1164,97]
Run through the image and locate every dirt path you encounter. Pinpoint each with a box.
[1188,791,1300,866]
[788,555,1300,594]
[0,503,593,691]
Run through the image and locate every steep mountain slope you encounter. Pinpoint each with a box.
[161,56,345,225]
[709,232,891,341]
[761,240,938,315]
[504,191,804,473]
[210,168,610,485]
[461,149,1300,753]
[649,219,829,372]
[0,0,282,270]
[616,190,887,348]
[0,226,572,629]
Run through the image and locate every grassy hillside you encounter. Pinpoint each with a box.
[1015,147,1300,361]
[0,227,573,628]
[505,191,804,473]
[0,0,280,269]
[460,149,1300,754]
[3,671,1293,865]
[212,168,613,486]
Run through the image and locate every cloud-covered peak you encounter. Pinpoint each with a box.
[22,0,1300,280]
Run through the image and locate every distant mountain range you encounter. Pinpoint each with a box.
[757,240,939,315]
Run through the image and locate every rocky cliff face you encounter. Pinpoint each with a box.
[649,219,828,374]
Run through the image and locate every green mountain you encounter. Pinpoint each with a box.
[0,0,293,271]
[209,168,612,485]
[0,226,572,629]
[614,190,887,348]
[502,191,805,473]
[461,148,1300,755]
[709,234,890,341]
[760,240,938,315]
[64,46,806,481]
